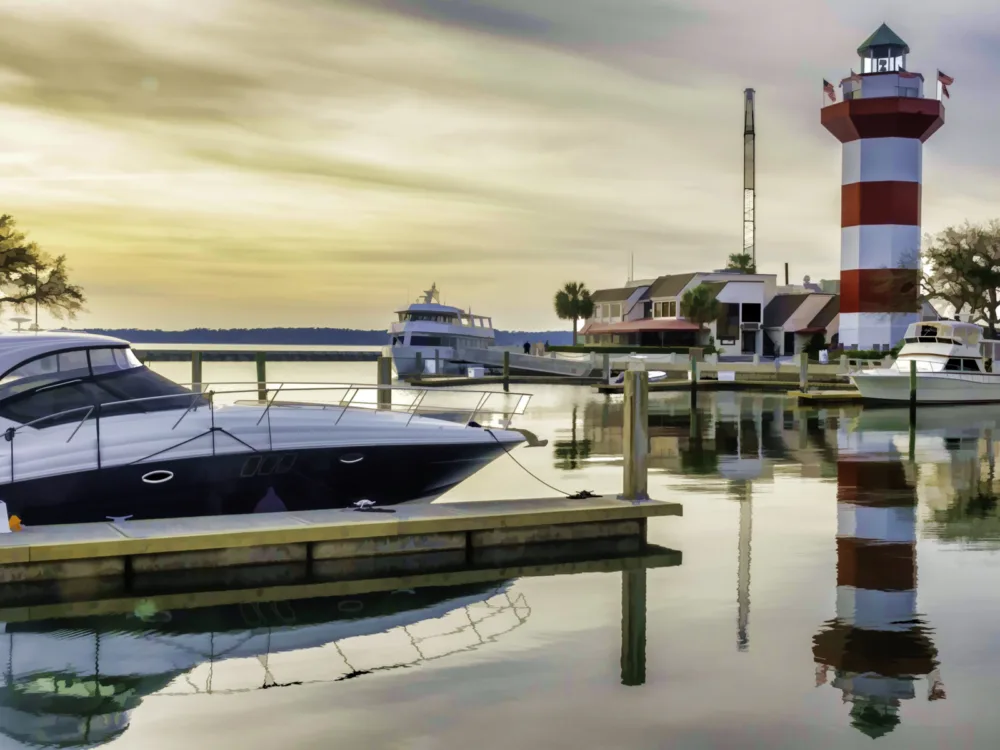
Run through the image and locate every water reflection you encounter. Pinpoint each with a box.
[0,583,525,748]
[570,393,847,484]
[813,418,945,739]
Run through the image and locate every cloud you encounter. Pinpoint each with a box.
[0,0,998,330]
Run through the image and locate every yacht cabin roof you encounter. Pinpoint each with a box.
[395,303,465,316]
[905,320,982,346]
[0,332,129,376]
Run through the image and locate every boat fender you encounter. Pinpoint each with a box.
[0,500,7,533]
[508,428,549,447]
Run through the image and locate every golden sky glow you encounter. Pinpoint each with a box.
[2,0,999,329]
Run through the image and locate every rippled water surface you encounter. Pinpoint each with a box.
[3,361,1000,748]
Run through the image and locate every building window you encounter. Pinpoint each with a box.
[653,300,676,318]
[610,303,622,319]
[741,303,761,323]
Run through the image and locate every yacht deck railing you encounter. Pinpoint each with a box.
[0,382,532,484]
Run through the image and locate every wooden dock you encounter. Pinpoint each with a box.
[0,496,682,587]
[0,542,681,623]
[410,375,603,387]
[595,379,857,395]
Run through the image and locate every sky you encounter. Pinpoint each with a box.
[1,0,1000,331]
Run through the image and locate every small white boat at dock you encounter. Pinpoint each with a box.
[850,321,1000,403]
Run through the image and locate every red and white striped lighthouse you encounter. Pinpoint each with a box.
[822,24,945,350]
[813,428,944,739]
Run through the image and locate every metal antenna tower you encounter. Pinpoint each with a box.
[743,88,755,266]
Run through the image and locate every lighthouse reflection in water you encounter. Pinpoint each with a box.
[813,413,945,739]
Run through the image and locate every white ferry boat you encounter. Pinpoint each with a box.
[387,284,496,377]
[850,321,1000,403]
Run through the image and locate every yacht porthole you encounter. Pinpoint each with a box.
[141,470,174,485]
[339,453,364,465]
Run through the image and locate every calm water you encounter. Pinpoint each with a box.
[3,360,1000,748]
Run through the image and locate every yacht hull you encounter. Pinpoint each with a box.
[851,372,1000,403]
[0,440,512,526]
[389,346,470,377]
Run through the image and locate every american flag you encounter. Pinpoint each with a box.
[823,79,835,102]
[938,70,954,98]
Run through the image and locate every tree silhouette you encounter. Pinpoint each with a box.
[0,215,85,322]
[553,282,594,346]
[726,252,756,274]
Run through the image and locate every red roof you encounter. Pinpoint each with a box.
[582,319,701,334]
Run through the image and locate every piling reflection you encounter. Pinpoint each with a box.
[812,413,944,739]
[571,393,847,483]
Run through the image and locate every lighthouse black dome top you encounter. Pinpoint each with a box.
[857,22,910,74]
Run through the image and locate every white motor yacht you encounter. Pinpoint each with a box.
[0,332,528,526]
[387,283,496,377]
[850,321,1000,403]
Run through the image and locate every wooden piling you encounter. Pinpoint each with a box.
[191,351,203,393]
[620,568,647,686]
[798,351,808,393]
[621,361,649,502]
[414,352,423,381]
[603,353,611,384]
[689,353,698,408]
[503,350,511,392]
[434,348,440,376]
[909,359,917,424]
[255,351,267,402]
[377,355,393,410]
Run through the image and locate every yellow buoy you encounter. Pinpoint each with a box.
[9,515,22,532]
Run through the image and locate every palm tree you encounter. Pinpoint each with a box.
[726,252,756,274]
[680,284,721,344]
[554,282,594,346]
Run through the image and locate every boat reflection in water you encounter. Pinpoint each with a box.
[0,582,527,748]
[812,408,948,739]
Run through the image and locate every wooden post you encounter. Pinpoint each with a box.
[191,351,203,393]
[909,359,917,424]
[502,350,510,392]
[620,568,647,686]
[603,353,611,383]
[377,355,392,410]
[255,352,267,402]
[689,352,698,408]
[414,352,423,381]
[799,351,808,393]
[620,361,649,501]
[434,348,440,376]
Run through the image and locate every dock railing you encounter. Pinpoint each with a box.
[0,382,532,484]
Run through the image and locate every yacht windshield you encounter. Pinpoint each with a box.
[0,346,200,427]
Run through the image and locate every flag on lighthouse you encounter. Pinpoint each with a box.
[823,79,835,102]
[938,70,954,98]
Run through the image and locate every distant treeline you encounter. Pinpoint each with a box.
[60,327,573,346]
